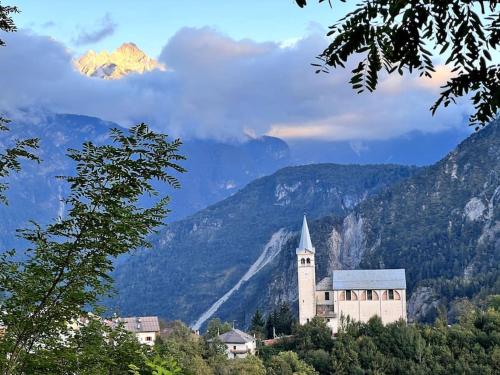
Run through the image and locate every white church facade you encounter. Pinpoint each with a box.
[297,216,406,334]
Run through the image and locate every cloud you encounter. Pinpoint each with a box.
[0,27,470,142]
[41,21,55,29]
[73,13,116,46]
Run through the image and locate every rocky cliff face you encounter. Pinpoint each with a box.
[259,121,499,324]
[109,164,416,326]
[75,43,165,79]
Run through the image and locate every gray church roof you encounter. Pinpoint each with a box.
[297,215,315,253]
[218,329,255,344]
[316,276,332,291]
[331,269,406,290]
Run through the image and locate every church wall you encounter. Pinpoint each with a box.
[315,290,334,305]
[327,289,406,333]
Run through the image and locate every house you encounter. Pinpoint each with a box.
[217,329,257,359]
[114,316,160,346]
[297,215,407,334]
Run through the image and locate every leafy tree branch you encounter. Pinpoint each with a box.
[296,0,500,129]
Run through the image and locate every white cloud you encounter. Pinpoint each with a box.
[73,13,116,46]
[0,27,470,142]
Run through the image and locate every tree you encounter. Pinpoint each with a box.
[21,317,148,374]
[205,318,232,339]
[0,2,18,46]
[0,118,39,204]
[0,124,185,374]
[0,3,39,203]
[295,1,500,129]
[249,309,266,339]
[266,351,318,375]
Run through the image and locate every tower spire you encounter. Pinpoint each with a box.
[297,214,314,253]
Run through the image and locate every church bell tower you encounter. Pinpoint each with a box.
[296,215,316,325]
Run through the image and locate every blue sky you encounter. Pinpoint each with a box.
[13,0,352,57]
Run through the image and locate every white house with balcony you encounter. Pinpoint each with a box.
[297,215,406,334]
[217,328,256,359]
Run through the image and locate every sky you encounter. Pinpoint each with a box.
[1,1,473,142]
[13,0,350,57]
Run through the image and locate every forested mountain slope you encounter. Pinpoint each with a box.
[262,120,499,324]
[110,164,417,325]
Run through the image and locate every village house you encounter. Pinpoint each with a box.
[113,316,160,346]
[216,328,257,359]
[297,215,407,334]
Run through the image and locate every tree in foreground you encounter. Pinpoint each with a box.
[296,0,500,129]
[0,3,39,203]
[0,124,185,374]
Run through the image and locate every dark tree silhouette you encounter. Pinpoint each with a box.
[296,0,500,129]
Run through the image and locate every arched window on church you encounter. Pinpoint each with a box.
[301,258,305,265]
[306,258,311,264]
[393,290,401,300]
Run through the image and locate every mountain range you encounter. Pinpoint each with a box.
[1,108,496,329]
[75,43,165,79]
[0,112,291,250]
[109,120,499,328]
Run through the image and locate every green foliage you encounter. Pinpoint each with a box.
[272,306,500,375]
[0,6,39,204]
[0,2,18,46]
[292,317,334,353]
[221,355,266,375]
[205,318,232,340]
[156,321,213,375]
[266,351,318,375]
[20,318,148,374]
[265,302,295,338]
[249,309,266,339]
[296,0,500,128]
[0,117,39,206]
[129,356,182,375]
[0,124,185,374]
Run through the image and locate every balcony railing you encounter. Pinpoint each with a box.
[316,304,336,318]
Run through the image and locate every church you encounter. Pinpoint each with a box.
[296,216,407,334]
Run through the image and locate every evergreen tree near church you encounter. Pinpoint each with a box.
[250,309,266,339]
[265,302,296,338]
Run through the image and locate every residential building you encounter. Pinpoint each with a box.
[114,316,160,346]
[217,329,257,359]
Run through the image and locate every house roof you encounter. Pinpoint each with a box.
[218,329,255,344]
[296,215,315,254]
[331,269,406,290]
[316,276,332,291]
[117,316,160,333]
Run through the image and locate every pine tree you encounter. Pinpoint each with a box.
[250,309,266,339]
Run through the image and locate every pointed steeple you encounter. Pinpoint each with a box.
[297,215,314,253]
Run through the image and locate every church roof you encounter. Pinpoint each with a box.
[297,215,314,253]
[218,329,255,344]
[331,269,406,290]
[316,276,333,291]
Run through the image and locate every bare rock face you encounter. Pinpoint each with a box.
[408,286,440,322]
[75,43,165,79]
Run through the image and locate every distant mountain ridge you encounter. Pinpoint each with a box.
[0,112,291,250]
[75,43,165,79]
[110,121,499,328]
